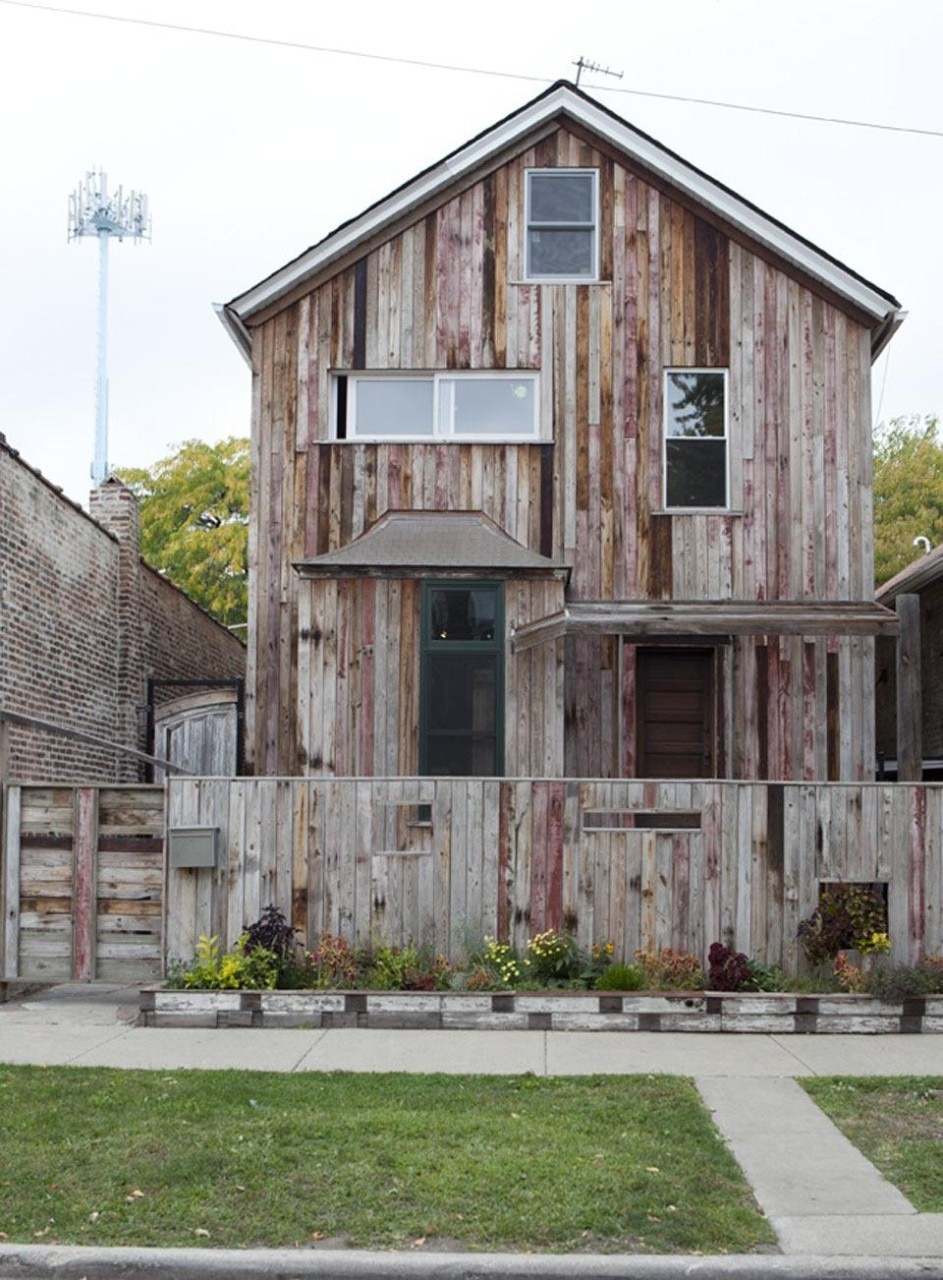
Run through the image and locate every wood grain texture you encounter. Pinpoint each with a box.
[8,785,162,982]
[163,777,939,975]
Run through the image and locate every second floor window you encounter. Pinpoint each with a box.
[525,169,598,281]
[663,369,729,509]
[334,371,540,441]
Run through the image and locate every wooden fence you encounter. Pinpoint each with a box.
[2,785,164,983]
[166,778,943,973]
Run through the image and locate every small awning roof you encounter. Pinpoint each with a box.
[295,510,568,579]
[877,541,943,603]
[511,600,901,651]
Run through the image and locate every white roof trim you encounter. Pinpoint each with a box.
[227,84,899,327]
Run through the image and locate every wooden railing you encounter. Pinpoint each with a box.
[165,778,943,973]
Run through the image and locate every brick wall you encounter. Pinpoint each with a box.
[0,439,245,783]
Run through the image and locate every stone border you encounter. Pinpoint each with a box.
[140,988,943,1033]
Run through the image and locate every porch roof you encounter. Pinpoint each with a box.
[295,510,568,580]
[510,600,901,652]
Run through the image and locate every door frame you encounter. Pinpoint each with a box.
[633,643,721,779]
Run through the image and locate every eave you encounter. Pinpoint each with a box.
[510,600,901,653]
[877,542,943,603]
[294,510,568,581]
[220,81,901,349]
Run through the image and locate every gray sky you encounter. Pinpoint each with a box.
[0,0,939,507]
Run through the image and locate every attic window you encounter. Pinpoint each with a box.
[333,371,540,441]
[525,169,598,281]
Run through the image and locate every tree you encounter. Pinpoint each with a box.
[118,437,249,627]
[873,415,943,586]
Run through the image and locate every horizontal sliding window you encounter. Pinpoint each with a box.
[334,372,540,441]
[663,369,728,510]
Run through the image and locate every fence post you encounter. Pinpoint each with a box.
[2,786,21,979]
[896,594,923,781]
[73,788,99,981]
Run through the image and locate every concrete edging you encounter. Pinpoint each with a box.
[1,1244,942,1279]
[139,988,943,1033]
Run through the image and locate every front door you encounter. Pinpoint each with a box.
[636,648,715,778]
[420,582,504,776]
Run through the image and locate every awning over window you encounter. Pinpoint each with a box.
[294,510,568,580]
[510,600,901,652]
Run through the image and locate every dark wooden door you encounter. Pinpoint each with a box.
[636,649,715,778]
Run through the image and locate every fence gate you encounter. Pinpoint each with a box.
[2,785,164,983]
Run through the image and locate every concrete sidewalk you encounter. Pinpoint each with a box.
[2,984,943,1277]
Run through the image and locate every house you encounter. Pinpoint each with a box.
[219,80,901,788]
[0,435,246,783]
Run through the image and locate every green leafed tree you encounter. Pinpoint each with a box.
[873,415,943,586]
[117,437,249,627]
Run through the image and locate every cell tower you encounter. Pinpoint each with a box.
[68,170,150,486]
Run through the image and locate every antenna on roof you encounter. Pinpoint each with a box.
[572,57,624,88]
[68,169,151,487]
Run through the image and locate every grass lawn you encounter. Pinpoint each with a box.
[803,1076,943,1212]
[0,1067,774,1254]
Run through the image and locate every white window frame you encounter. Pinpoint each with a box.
[662,368,729,511]
[334,370,542,442]
[524,168,599,282]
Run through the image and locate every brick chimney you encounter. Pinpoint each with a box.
[89,478,145,781]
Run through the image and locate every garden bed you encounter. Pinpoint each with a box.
[140,987,943,1033]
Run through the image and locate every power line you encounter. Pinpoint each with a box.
[4,0,943,140]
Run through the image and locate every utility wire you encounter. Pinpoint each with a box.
[3,0,943,140]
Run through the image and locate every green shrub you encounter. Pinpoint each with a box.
[359,944,451,991]
[526,929,586,986]
[595,963,645,991]
[867,963,933,1002]
[169,933,280,991]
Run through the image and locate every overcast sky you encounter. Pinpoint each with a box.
[1,0,940,508]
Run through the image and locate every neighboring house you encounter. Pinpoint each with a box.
[0,435,246,782]
[218,80,902,786]
[875,544,943,780]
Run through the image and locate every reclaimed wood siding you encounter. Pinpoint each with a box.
[249,126,876,780]
[2,785,163,982]
[166,778,942,973]
[296,576,565,777]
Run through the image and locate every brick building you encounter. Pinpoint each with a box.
[0,435,245,782]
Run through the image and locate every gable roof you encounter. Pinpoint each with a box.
[219,80,902,362]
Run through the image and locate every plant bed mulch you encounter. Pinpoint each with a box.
[140,988,943,1033]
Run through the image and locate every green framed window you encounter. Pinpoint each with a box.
[420,582,504,777]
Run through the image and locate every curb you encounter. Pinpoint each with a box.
[1,1246,942,1279]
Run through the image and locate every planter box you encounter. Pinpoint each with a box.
[139,988,943,1033]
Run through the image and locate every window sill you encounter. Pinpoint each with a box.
[654,508,743,517]
[511,278,609,287]
[330,436,554,445]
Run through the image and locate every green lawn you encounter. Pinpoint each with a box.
[803,1076,943,1212]
[0,1067,773,1254]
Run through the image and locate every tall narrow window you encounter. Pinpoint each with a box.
[420,582,504,777]
[663,369,728,509]
[525,169,598,280]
